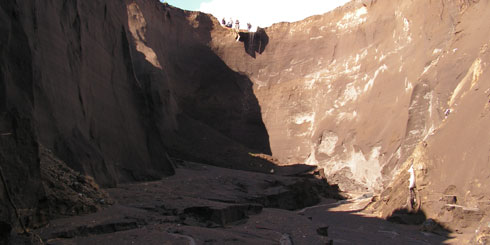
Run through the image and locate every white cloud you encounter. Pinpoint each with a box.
[199,0,351,29]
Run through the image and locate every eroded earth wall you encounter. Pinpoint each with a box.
[211,0,490,232]
[2,0,490,234]
[0,0,272,230]
[211,0,490,195]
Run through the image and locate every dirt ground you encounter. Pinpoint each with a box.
[7,161,455,244]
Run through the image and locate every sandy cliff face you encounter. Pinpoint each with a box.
[9,0,177,187]
[0,0,273,230]
[211,0,489,193]
[2,0,273,185]
[211,0,490,232]
[0,0,46,232]
[2,0,490,236]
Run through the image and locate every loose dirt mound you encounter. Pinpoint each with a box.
[40,145,113,219]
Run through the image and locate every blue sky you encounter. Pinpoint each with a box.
[162,0,212,11]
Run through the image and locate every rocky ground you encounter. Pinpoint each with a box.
[5,161,458,244]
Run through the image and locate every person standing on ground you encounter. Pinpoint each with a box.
[407,163,420,211]
[235,19,240,31]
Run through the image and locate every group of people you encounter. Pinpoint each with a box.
[222,18,252,31]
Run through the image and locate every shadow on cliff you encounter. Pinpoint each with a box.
[124,2,276,173]
[238,28,269,58]
[0,2,456,243]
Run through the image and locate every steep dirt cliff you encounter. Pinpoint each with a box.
[210,0,490,237]
[1,0,274,233]
[211,0,479,193]
[2,0,490,242]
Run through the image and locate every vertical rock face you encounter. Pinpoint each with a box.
[0,0,272,229]
[2,0,271,185]
[2,0,490,234]
[0,113,45,232]
[29,0,177,186]
[210,0,490,230]
[0,0,45,231]
[210,0,490,195]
